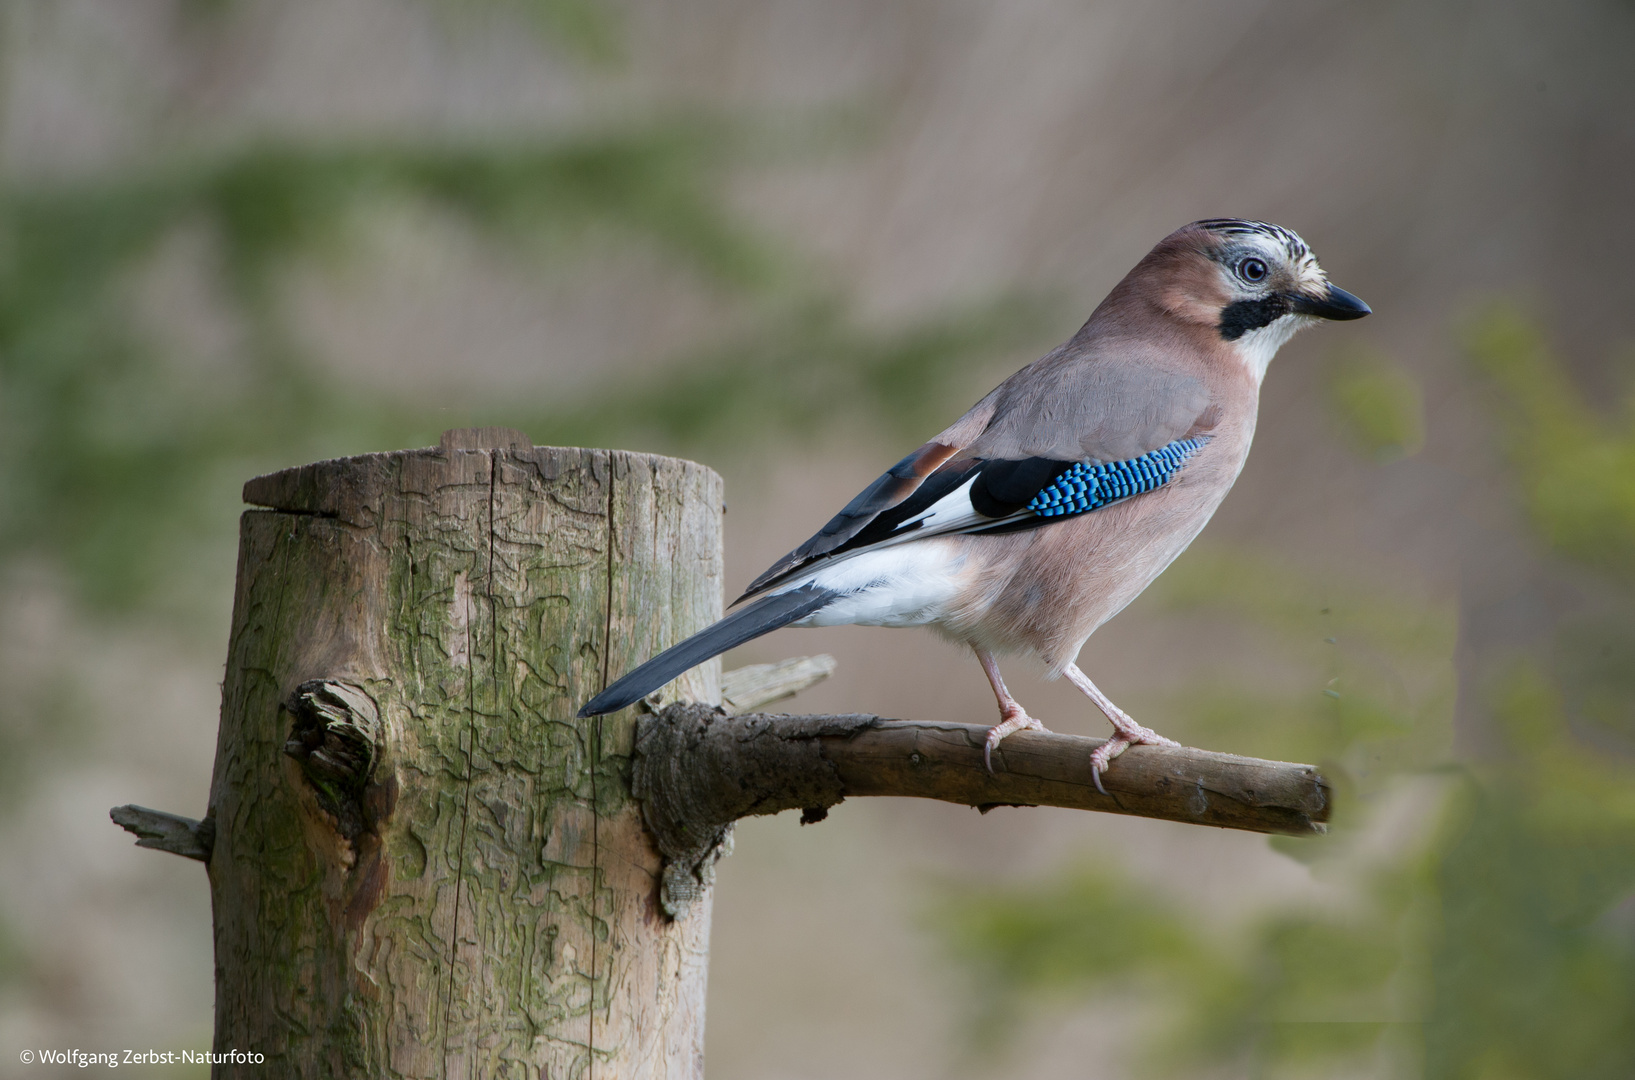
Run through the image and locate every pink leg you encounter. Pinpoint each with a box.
[976,649,1051,773]
[1062,662,1178,795]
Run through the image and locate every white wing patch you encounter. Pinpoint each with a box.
[896,476,987,536]
[870,473,1034,549]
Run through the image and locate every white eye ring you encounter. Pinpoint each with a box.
[1237,257,1268,283]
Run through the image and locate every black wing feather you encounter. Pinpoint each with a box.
[737,440,963,599]
[968,457,1074,517]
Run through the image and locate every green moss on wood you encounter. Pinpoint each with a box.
[207,446,721,1078]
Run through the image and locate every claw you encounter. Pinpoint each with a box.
[1061,662,1180,797]
[1088,727,1178,796]
[973,649,1057,775]
[983,709,1049,775]
[1089,735,1129,796]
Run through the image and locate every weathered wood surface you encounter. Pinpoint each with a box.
[207,435,723,1079]
[109,805,214,861]
[636,705,1330,912]
[718,654,836,714]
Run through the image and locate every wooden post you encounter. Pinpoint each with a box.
[205,430,723,1078]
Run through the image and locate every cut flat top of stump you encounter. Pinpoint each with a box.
[243,430,538,516]
[242,441,721,524]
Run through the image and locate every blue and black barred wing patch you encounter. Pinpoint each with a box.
[966,436,1208,534]
[1029,437,1206,516]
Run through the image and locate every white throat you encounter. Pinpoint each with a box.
[1231,315,1307,385]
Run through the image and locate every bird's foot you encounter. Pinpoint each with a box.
[984,709,1051,774]
[1089,717,1179,797]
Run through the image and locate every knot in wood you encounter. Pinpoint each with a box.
[284,680,383,841]
[633,703,872,918]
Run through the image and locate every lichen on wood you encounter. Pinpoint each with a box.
[208,435,723,1079]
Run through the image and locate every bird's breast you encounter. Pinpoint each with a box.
[941,419,1255,666]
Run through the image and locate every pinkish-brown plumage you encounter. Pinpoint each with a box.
[580,218,1370,787]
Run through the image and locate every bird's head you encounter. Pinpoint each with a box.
[1144,218,1370,381]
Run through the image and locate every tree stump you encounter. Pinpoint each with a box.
[207,430,723,1078]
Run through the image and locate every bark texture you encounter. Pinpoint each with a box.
[635,705,1330,912]
[207,435,722,1079]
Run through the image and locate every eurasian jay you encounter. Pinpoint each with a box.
[580,219,1370,790]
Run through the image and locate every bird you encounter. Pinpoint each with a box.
[579,219,1370,791]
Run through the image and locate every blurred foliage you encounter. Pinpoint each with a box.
[938,857,1429,1074]
[1470,307,1635,745]
[1551,610,1635,750]
[938,657,1635,1079]
[1149,549,1455,808]
[0,126,774,612]
[1467,307,1635,581]
[493,0,626,64]
[183,0,625,65]
[0,127,1050,618]
[937,310,1635,1078]
[1422,666,1635,1080]
[1328,348,1426,462]
[513,294,1052,453]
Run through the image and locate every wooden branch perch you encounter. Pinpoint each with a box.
[635,703,1330,915]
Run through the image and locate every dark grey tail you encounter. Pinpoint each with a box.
[577,585,836,717]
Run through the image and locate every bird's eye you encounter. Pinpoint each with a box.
[1237,257,1268,283]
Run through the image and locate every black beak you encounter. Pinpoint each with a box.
[1291,283,1371,321]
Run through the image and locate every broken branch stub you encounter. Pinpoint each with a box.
[636,704,1331,916]
[109,805,214,862]
[719,655,836,714]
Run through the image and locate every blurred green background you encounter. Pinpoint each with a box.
[1,0,1632,1077]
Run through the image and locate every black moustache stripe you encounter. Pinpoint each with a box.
[1218,295,1292,341]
